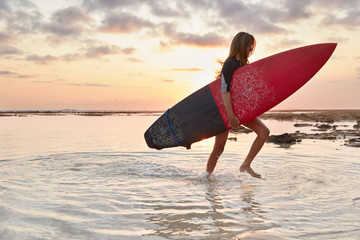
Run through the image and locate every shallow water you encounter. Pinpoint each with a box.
[0,115,359,240]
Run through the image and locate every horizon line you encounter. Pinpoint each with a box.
[1,108,360,113]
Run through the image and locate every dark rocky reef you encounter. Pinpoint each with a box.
[267,133,302,144]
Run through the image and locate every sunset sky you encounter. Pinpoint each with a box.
[1,0,359,111]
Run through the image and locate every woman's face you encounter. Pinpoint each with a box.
[247,44,254,56]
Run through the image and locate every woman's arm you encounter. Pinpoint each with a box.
[221,92,240,129]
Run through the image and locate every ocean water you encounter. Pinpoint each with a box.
[0,114,359,240]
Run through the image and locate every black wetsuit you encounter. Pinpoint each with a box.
[220,57,242,93]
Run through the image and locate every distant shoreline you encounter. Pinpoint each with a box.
[261,109,360,122]
[1,109,360,122]
[0,110,164,117]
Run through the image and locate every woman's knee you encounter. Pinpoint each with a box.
[259,126,270,140]
[213,145,225,156]
[245,118,270,140]
[212,131,228,156]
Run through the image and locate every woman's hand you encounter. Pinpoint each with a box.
[221,92,240,129]
[228,114,240,129]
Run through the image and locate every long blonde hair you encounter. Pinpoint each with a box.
[215,32,256,79]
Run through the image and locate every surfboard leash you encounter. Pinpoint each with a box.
[165,109,186,148]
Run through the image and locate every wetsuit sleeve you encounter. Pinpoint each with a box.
[220,59,239,93]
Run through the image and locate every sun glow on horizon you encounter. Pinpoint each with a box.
[0,0,359,111]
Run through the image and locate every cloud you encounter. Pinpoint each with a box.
[2,0,360,67]
[85,45,122,58]
[82,0,140,11]
[31,80,55,84]
[16,74,34,78]
[216,0,248,18]
[265,38,304,52]
[1,0,42,34]
[0,70,34,78]
[61,53,83,62]
[121,47,136,54]
[53,6,90,23]
[0,45,22,55]
[84,0,359,41]
[209,0,352,35]
[25,55,58,65]
[30,78,68,84]
[148,0,185,17]
[214,0,287,35]
[162,79,175,83]
[160,23,226,47]
[268,0,312,23]
[324,36,348,44]
[0,1,10,14]
[43,6,92,37]
[0,0,37,16]
[24,44,135,64]
[0,32,12,42]
[284,0,312,19]
[314,0,360,12]
[322,9,360,29]
[250,20,287,35]
[175,32,227,48]
[29,79,111,87]
[84,45,135,58]
[0,70,16,75]
[8,0,37,9]
[310,0,360,29]
[125,57,142,62]
[6,9,43,34]
[164,68,204,72]
[100,12,154,34]
[66,82,112,87]
[44,23,83,37]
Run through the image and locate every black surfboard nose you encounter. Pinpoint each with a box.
[144,131,163,150]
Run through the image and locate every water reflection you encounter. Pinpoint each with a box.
[273,143,294,149]
[144,199,211,239]
[239,183,264,219]
[204,183,237,238]
[144,179,273,239]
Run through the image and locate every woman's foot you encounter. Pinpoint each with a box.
[201,171,211,179]
[240,165,261,179]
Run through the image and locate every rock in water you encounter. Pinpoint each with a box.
[267,133,301,144]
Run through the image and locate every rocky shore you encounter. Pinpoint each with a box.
[260,109,360,123]
[232,110,360,148]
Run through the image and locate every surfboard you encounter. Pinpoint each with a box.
[144,43,337,150]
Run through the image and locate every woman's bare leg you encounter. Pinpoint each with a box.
[240,118,270,178]
[206,131,229,175]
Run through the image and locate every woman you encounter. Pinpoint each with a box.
[206,32,270,179]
